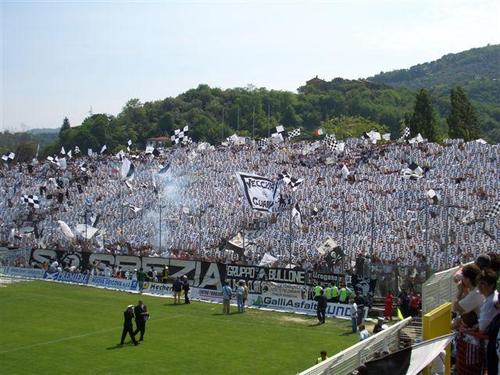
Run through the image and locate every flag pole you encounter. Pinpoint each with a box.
[159,204,162,253]
[289,196,294,263]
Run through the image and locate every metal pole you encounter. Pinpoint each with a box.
[445,197,449,267]
[159,205,162,253]
[342,206,346,254]
[289,198,294,262]
[369,204,375,279]
[425,199,429,258]
[199,211,202,251]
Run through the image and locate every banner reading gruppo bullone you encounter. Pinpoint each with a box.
[29,249,370,292]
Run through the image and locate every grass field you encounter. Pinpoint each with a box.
[0,280,357,375]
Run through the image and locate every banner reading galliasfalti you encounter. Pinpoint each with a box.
[236,172,278,212]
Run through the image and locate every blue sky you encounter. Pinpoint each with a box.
[1,0,499,131]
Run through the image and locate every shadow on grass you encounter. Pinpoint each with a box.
[341,331,357,336]
[211,311,243,316]
[106,343,136,350]
[307,321,325,327]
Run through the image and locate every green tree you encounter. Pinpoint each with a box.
[447,86,480,141]
[15,141,38,162]
[409,89,438,141]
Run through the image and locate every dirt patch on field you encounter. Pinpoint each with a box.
[278,315,310,324]
[0,277,29,287]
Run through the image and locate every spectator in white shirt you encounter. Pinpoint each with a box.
[477,268,499,333]
[453,264,484,328]
[358,324,370,341]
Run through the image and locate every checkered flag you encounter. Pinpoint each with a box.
[399,127,410,141]
[485,201,500,218]
[171,125,189,145]
[278,171,303,191]
[21,194,40,209]
[2,152,15,163]
[127,139,132,152]
[288,128,301,139]
[257,138,270,148]
[324,134,338,151]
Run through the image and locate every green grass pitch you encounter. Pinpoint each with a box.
[0,281,357,375]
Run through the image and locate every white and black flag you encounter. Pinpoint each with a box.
[365,333,454,375]
[171,125,189,145]
[2,152,15,163]
[120,158,135,180]
[278,171,303,191]
[292,203,302,227]
[21,194,40,209]
[236,172,278,212]
[399,127,411,141]
[287,128,301,139]
[485,201,500,218]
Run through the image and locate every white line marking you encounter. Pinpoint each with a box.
[0,315,171,354]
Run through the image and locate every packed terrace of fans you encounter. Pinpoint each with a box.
[0,137,498,272]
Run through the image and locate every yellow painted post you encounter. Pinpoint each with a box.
[422,302,452,375]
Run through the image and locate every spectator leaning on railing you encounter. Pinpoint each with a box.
[452,263,484,328]
[477,268,499,333]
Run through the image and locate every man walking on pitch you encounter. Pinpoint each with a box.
[182,275,190,304]
[317,289,327,324]
[120,305,139,346]
[222,280,232,315]
[133,300,149,341]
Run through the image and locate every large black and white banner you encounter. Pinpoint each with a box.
[236,172,278,212]
[29,249,374,294]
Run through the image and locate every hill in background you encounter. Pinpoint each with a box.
[368,44,500,141]
[2,45,499,158]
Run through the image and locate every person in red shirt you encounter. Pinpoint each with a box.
[409,292,421,317]
[384,291,394,321]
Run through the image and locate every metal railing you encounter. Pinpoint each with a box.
[297,317,413,375]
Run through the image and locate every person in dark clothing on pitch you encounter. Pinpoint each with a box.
[133,300,149,341]
[317,289,328,324]
[182,275,190,304]
[120,305,139,346]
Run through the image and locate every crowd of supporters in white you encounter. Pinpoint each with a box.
[0,136,498,272]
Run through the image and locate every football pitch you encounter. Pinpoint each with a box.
[1,280,357,375]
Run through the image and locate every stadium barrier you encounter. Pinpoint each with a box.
[297,317,413,375]
[422,302,452,375]
[0,267,361,320]
[422,263,471,314]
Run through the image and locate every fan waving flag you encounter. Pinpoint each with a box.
[21,194,40,209]
[287,128,301,139]
[236,172,279,212]
[2,152,15,163]
[278,171,303,191]
[485,201,500,218]
[171,125,189,145]
[120,158,135,180]
[292,203,302,227]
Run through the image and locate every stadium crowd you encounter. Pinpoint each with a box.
[0,136,498,273]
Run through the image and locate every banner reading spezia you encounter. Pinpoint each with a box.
[236,172,278,212]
